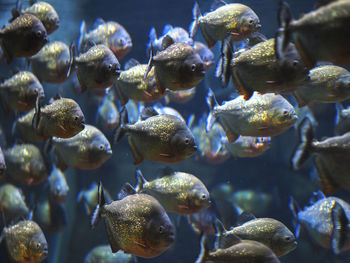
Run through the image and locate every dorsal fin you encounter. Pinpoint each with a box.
[214,219,241,249]
[117,183,136,200]
[140,107,158,120]
[92,17,106,29]
[162,24,173,35]
[237,211,256,225]
[210,0,227,11]
[309,190,326,204]
[162,35,175,50]
[124,59,140,70]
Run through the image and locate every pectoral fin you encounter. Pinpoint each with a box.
[233,70,253,100]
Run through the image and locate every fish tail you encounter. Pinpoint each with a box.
[216,35,233,88]
[290,117,314,170]
[91,181,106,229]
[113,107,128,144]
[275,1,292,61]
[205,88,218,132]
[331,201,348,254]
[195,234,209,263]
[335,103,344,127]
[78,20,87,53]
[135,169,148,192]
[190,2,201,38]
[289,196,301,238]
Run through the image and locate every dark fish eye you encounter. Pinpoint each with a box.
[36,242,41,249]
[201,194,207,200]
[34,88,38,95]
[184,138,189,144]
[99,145,104,150]
[36,31,43,38]
[283,110,289,116]
[249,19,254,24]
[285,236,291,241]
[74,116,78,121]
[191,64,196,72]
[119,38,125,46]
[292,60,298,67]
[159,226,164,233]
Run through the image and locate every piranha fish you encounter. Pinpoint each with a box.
[91,183,175,258]
[0,183,29,222]
[134,168,210,214]
[219,212,297,257]
[291,117,350,194]
[224,136,271,158]
[277,1,350,68]
[114,59,162,106]
[334,103,350,135]
[193,41,215,68]
[51,124,112,171]
[96,94,120,131]
[4,144,48,185]
[115,107,197,164]
[78,19,132,60]
[84,245,135,263]
[30,41,74,83]
[218,37,308,100]
[32,96,85,140]
[145,35,206,94]
[11,0,60,34]
[2,220,48,263]
[147,24,193,53]
[290,191,350,254]
[195,226,280,263]
[34,198,67,233]
[77,182,113,216]
[0,13,47,63]
[190,1,261,48]
[206,90,297,143]
[293,65,350,107]
[0,71,44,114]
[75,44,121,92]
[47,165,69,203]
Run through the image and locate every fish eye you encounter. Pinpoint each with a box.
[119,38,125,46]
[99,145,105,150]
[36,242,41,249]
[74,116,78,121]
[35,31,43,38]
[191,64,196,71]
[249,19,254,24]
[201,194,207,200]
[283,110,289,116]
[292,60,299,67]
[33,88,38,95]
[159,226,164,233]
[184,138,190,144]
[285,236,291,241]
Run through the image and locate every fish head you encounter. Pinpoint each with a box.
[335,74,350,96]
[110,27,132,60]
[239,12,261,35]
[101,55,121,80]
[30,18,48,46]
[45,11,60,34]
[91,135,113,163]
[28,232,48,261]
[272,227,297,256]
[190,186,211,211]
[26,81,45,102]
[171,129,197,158]
[146,213,175,249]
[270,97,298,127]
[183,53,206,79]
[67,105,85,134]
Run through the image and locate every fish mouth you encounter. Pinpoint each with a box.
[105,148,113,155]
[166,233,176,243]
[255,24,262,30]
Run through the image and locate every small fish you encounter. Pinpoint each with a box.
[52,124,112,170]
[335,103,350,135]
[232,190,273,217]
[148,25,193,53]
[193,41,214,68]
[218,37,308,100]
[12,0,59,34]
[114,59,162,106]
[30,41,73,83]
[34,198,67,233]
[77,182,113,216]
[31,96,85,140]
[224,136,271,158]
[0,183,29,222]
[115,107,197,164]
[135,168,210,214]
[277,1,350,68]
[145,36,206,94]
[290,191,350,254]
[75,44,121,92]
[91,183,175,258]
[195,228,280,263]
[4,144,48,185]
[164,87,196,105]
[2,220,48,263]
[207,90,297,143]
[96,94,120,131]
[190,1,261,48]
[0,71,44,114]
[291,117,350,194]
[294,65,350,107]
[84,245,135,263]
[78,19,132,60]
[223,212,297,257]
[0,13,47,63]
[47,165,69,203]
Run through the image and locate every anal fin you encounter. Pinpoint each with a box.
[128,137,144,164]
[314,157,339,195]
[233,70,252,100]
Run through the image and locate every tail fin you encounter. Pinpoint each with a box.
[135,169,148,192]
[113,107,128,144]
[78,20,87,52]
[275,1,292,61]
[289,196,301,238]
[216,35,233,88]
[91,181,106,229]
[335,103,344,126]
[331,201,348,254]
[195,234,210,263]
[189,2,201,38]
[206,88,218,132]
[290,117,314,170]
